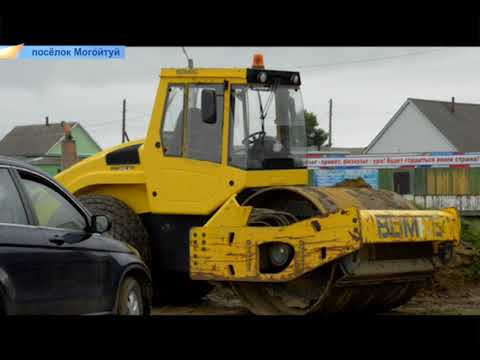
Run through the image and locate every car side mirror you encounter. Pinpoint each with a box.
[91,215,112,234]
[201,89,217,124]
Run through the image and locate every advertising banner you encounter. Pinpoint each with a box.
[312,168,379,188]
[306,152,480,169]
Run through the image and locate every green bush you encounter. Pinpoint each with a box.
[461,217,480,250]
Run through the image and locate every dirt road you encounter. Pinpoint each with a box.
[152,244,480,316]
[151,297,480,316]
[152,283,480,316]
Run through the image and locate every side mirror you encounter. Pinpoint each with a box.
[201,89,217,124]
[91,215,112,234]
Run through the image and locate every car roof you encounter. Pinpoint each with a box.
[0,155,93,217]
[0,155,54,179]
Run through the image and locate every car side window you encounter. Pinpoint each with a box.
[0,168,28,225]
[20,173,87,231]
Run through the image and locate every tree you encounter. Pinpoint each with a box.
[304,110,329,149]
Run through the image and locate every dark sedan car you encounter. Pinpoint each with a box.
[0,157,152,315]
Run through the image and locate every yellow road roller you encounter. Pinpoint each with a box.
[56,54,460,315]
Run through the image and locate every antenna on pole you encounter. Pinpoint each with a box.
[328,99,333,147]
[181,46,194,69]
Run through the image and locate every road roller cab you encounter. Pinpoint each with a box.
[56,54,461,315]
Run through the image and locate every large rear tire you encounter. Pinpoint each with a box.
[78,194,212,305]
[78,194,152,267]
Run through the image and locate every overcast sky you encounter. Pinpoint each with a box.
[0,47,478,150]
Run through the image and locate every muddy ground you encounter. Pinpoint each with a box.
[152,284,480,316]
[152,242,480,316]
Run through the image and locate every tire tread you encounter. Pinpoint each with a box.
[78,194,152,267]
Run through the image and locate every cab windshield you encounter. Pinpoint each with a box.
[229,84,307,170]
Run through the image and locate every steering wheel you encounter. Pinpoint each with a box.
[242,131,266,145]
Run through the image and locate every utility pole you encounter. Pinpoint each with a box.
[122,99,129,143]
[328,99,333,147]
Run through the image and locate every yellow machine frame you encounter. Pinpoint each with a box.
[55,64,462,291]
[190,196,460,281]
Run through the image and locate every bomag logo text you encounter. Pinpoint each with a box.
[176,69,198,75]
[375,216,444,239]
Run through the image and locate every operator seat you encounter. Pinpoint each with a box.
[186,108,222,163]
[164,110,184,156]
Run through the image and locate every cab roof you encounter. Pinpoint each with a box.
[160,68,301,85]
[160,68,246,80]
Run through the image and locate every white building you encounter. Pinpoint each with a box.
[365,98,480,154]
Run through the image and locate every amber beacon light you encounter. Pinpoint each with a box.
[252,53,265,69]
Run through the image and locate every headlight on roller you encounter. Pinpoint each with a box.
[259,242,294,273]
[269,243,293,267]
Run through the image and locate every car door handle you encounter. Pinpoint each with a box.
[49,237,65,246]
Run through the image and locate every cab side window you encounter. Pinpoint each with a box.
[20,173,87,231]
[185,85,224,163]
[229,87,248,168]
[0,169,28,225]
[161,85,185,157]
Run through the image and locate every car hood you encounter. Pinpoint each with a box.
[97,235,140,257]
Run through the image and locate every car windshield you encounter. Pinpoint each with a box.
[229,84,307,169]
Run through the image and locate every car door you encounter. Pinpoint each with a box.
[15,169,113,314]
[0,167,60,315]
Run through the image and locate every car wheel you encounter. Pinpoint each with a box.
[117,277,144,315]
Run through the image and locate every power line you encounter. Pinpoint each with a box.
[84,119,119,126]
[84,123,118,130]
[128,114,150,121]
[82,119,119,128]
[129,113,151,118]
[127,122,149,127]
[80,113,149,130]
[215,48,442,71]
[128,109,151,117]
[295,48,444,72]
